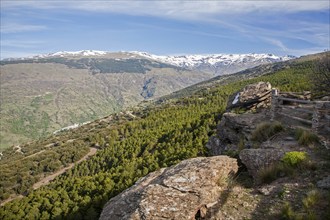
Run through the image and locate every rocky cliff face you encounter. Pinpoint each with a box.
[99,156,238,220]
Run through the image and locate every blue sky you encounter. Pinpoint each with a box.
[1,0,329,59]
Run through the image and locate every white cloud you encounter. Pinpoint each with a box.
[1,40,45,48]
[1,0,328,57]
[2,1,329,19]
[263,37,289,52]
[261,37,327,56]
[1,23,47,33]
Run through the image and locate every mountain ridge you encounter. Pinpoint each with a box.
[132,51,294,69]
[2,50,294,76]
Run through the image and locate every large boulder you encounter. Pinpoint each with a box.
[99,156,238,220]
[227,81,272,111]
[206,111,269,156]
[239,149,286,179]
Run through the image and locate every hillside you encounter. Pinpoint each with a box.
[0,51,290,149]
[0,52,207,149]
[0,52,327,219]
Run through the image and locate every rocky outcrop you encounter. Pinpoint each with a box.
[99,156,238,220]
[206,111,269,156]
[227,81,272,111]
[239,149,286,179]
[206,82,274,156]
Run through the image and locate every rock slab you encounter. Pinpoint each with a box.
[99,156,238,220]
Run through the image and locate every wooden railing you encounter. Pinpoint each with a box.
[271,89,330,136]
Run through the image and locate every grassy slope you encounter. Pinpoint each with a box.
[0,52,325,219]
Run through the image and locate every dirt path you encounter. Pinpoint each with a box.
[32,147,97,190]
[11,141,60,162]
[0,195,24,207]
[23,150,46,160]
[0,147,97,206]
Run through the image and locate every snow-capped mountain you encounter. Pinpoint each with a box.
[2,50,295,75]
[132,51,293,67]
[132,51,295,75]
[1,50,108,61]
[35,50,108,58]
[4,50,293,63]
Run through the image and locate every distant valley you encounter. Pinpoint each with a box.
[0,50,292,149]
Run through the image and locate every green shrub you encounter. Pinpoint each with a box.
[280,190,321,220]
[282,151,308,167]
[257,151,316,184]
[257,163,295,184]
[258,151,316,184]
[258,163,283,184]
[303,189,320,212]
[295,129,319,146]
[281,202,299,220]
[251,121,284,142]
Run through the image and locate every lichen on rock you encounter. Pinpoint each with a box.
[99,156,238,220]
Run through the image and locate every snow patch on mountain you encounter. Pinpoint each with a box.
[2,50,108,61]
[130,51,294,68]
[36,50,108,58]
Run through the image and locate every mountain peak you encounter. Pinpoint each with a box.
[130,51,294,71]
[37,50,108,58]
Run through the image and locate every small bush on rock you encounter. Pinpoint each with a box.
[258,163,284,184]
[251,121,284,143]
[295,129,319,146]
[257,151,313,184]
[281,202,299,220]
[302,189,320,214]
[282,151,308,167]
